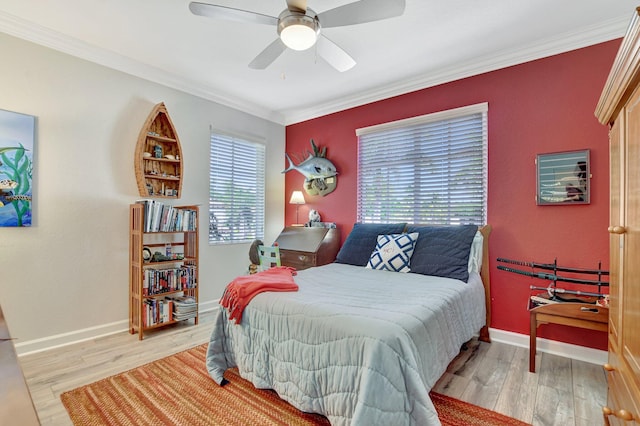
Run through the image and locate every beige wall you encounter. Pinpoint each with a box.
[0,32,285,353]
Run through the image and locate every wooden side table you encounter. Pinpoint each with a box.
[529,302,608,372]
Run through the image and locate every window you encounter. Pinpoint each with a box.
[209,131,265,244]
[356,103,488,225]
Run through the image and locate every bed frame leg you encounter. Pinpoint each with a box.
[479,325,491,343]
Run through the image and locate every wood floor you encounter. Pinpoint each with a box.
[18,310,607,426]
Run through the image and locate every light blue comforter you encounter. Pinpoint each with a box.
[206,263,486,425]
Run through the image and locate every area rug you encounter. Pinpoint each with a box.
[61,344,529,426]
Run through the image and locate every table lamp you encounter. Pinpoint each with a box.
[289,190,306,225]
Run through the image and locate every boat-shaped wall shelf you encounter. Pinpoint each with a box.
[134,102,183,199]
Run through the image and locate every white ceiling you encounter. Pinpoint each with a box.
[0,1,635,124]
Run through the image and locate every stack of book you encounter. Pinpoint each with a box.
[171,296,197,321]
[143,265,197,296]
[143,298,174,327]
[135,200,197,232]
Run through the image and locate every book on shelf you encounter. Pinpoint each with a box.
[162,299,173,323]
[135,200,197,232]
[143,265,196,296]
[169,295,197,321]
[170,295,197,307]
[174,313,197,321]
[143,298,177,326]
[135,199,154,232]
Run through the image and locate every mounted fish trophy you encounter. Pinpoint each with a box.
[283,140,338,196]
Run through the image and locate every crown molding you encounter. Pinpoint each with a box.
[282,16,629,125]
[0,10,285,125]
[0,10,628,127]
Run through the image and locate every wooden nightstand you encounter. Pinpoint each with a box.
[274,226,341,270]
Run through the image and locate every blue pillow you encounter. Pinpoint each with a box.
[366,233,419,273]
[335,223,407,266]
[407,225,478,282]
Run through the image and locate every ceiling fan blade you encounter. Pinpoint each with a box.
[189,2,277,26]
[249,38,288,69]
[317,36,356,72]
[318,0,405,28]
[286,0,307,14]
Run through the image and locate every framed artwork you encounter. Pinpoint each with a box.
[536,149,590,205]
[0,108,35,226]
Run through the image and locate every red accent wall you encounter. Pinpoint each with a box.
[285,40,620,350]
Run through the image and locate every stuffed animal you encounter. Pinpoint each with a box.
[308,209,321,224]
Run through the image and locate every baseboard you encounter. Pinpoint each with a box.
[14,307,607,364]
[15,300,219,357]
[14,319,129,356]
[489,327,608,366]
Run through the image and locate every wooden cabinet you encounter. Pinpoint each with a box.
[275,226,341,270]
[134,102,184,199]
[129,203,199,340]
[596,7,640,424]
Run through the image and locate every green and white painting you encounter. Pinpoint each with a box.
[0,108,34,227]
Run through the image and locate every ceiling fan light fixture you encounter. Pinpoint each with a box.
[278,11,320,51]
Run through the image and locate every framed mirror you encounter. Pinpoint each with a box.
[536,149,590,205]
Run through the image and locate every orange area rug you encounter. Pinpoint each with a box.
[61,344,529,425]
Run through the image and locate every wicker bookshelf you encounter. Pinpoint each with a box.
[129,202,198,340]
[134,102,183,199]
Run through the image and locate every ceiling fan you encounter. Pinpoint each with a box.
[189,0,406,72]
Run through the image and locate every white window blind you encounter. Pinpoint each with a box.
[209,131,265,244]
[356,103,488,225]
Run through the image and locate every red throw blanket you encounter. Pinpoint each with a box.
[220,266,298,323]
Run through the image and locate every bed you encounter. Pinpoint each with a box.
[206,224,492,425]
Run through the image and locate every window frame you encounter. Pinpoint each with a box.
[208,130,266,245]
[355,102,488,225]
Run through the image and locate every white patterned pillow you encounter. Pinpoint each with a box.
[366,233,419,273]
